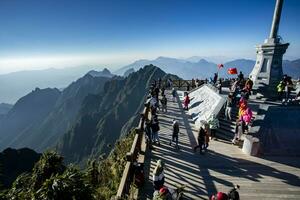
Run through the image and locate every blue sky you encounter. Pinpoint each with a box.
[0,0,299,73]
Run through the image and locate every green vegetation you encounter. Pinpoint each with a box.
[0,130,136,200]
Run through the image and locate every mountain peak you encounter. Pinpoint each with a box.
[102,68,111,74]
[87,68,113,78]
[198,58,209,63]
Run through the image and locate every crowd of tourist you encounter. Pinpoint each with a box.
[147,73,300,199]
[148,75,250,199]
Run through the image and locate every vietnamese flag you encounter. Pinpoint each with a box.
[227,68,238,75]
[217,64,224,69]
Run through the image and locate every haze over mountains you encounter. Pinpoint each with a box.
[0,67,113,104]
[1,56,300,104]
[0,65,176,164]
[115,56,300,80]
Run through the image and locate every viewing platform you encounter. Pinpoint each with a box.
[139,89,300,200]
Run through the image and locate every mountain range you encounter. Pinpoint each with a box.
[115,57,300,80]
[0,65,176,164]
[1,57,299,104]
[0,67,113,104]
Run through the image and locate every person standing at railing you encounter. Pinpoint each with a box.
[145,119,153,148]
[151,116,161,146]
[153,159,165,190]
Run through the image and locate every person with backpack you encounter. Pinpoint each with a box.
[169,119,180,149]
[151,116,160,146]
[160,95,168,113]
[183,92,190,110]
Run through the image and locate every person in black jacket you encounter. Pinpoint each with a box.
[169,119,180,149]
[193,126,206,154]
[151,116,160,146]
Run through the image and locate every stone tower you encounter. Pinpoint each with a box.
[249,0,289,99]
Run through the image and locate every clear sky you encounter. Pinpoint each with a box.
[0,0,299,74]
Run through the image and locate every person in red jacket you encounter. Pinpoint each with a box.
[183,92,190,110]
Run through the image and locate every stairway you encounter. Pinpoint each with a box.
[216,106,239,142]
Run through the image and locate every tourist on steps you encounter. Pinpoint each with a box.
[160,94,168,113]
[151,116,161,146]
[225,93,233,120]
[172,88,177,102]
[208,114,219,140]
[169,119,180,149]
[183,92,190,110]
[153,159,165,190]
[193,125,206,154]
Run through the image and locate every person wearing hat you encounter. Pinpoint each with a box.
[211,192,229,200]
[153,159,165,190]
[153,186,179,200]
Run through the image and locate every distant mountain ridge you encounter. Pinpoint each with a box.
[56,65,178,163]
[87,68,114,78]
[0,65,178,164]
[115,57,300,79]
[0,88,61,149]
[0,73,111,152]
[0,66,113,104]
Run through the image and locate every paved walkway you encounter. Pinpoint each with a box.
[140,90,300,200]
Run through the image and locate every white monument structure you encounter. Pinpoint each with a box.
[183,85,225,129]
[249,0,289,98]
